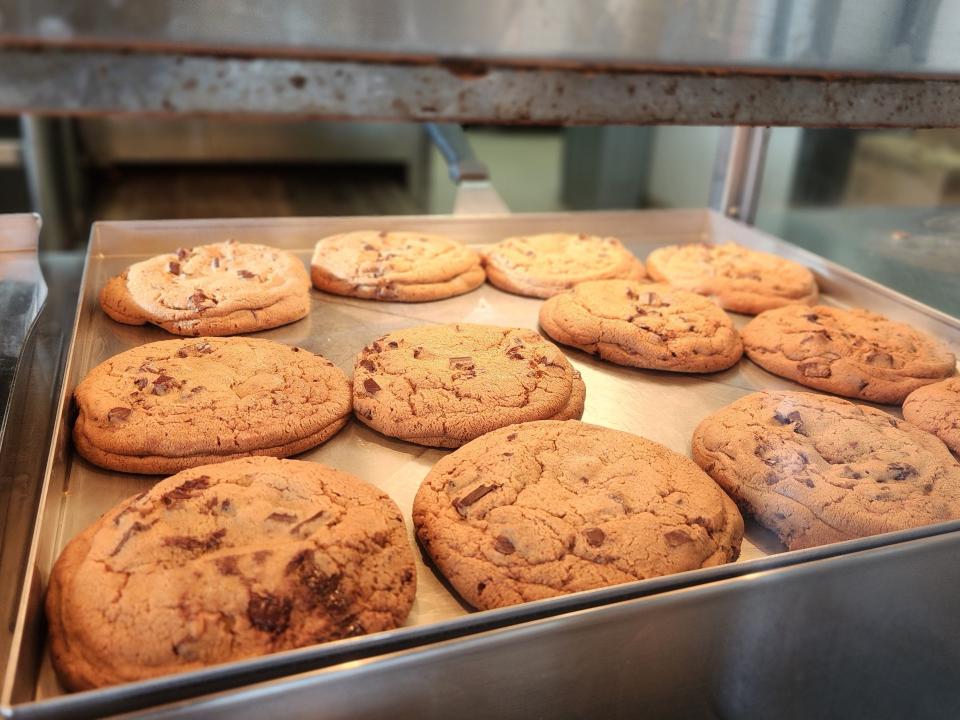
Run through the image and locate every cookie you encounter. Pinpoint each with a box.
[482,233,645,299]
[74,337,351,474]
[46,457,416,690]
[692,390,960,550]
[903,378,960,454]
[413,420,743,610]
[645,242,818,315]
[539,280,742,373]
[100,241,310,336]
[353,324,585,448]
[742,304,956,404]
[311,230,485,302]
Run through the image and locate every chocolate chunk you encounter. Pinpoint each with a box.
[107,406,132,423]
[773,409,805,434]
[176,348,189,358]
[110,519,159,557]
[237,269,256,279]
[168,261,181,275]
[625,287,639,300]
[189,290,215,310]
[401,568,415,584]
[664,529,692,546]
[286,551,349,613]
[152,373,179,395]
[493,535,515,554]
[638,292,662,306]
[363,243,377,251]
[840,467,863,480]
[161,475,211,506]
[360,359,376,372]
[797,361,832,378]
[267,511,298,524]
[363,378,381,395]
[413,347,423,359]
[197,341,214,354]
[139,362,160,374]
[247,592,292,635]
[454,483,497,516]
[210,256,220,269]
[176,247,191,261]
[133,377,148,390]
[162,528,226,554]
[584,528,605,547]
[221,499,232,513]
[388,341,399,349]
[506,346,525,360]
[506,433,517,441]
[885,462,919,482]
[449,356,474,370]
[804,313,819,322]
[289,510,326,535]
[865,351,894,368]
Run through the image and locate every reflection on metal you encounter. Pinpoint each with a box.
[710,127,771,225]
[3,49,960,126]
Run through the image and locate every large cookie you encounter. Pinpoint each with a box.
[413,420,743,610]
[903,378,960,454]
[100,241,310,336]
[353,324,585,448]
[742,304,956,404]
[46,457,416,690]
[645,242,818,315]
[692,390,960,550]
[539,280,742,372]
[74,338,351,474]
[311,230,485,302]
[482,233,645,299]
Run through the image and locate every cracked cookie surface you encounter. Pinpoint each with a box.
[413,420,743,610]
[482,233,645,299]
[645,242,818,315]
[353,324,585,448]
[311,230,485,302]
[692,390,960,550]
[74,337,351,474]
[904,378,960,454]
[539,280,742,372]
[742,304,956,404]
[100,241,310,336]
[46,457,416,691]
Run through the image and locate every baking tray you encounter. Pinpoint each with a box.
[4,209,960,718]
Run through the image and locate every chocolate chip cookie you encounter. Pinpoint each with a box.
[903,378,960,454]
[482,233,645,299]
[692,390,960,550]
[311,230,485,302]
[100,241,310,336]
[353,324,585,448]
[645,242,818,315]
[742,304,956,404]
[46,457,416,690]
[413,420,743,610]
[539,280,743,372]
[74,338,351,474]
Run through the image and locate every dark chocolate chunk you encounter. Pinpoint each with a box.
[160,475,211,506]
[388,340,399,349]
[360,359,376,372]
[625,288,639,300]
[237,269,256,279]
[168,261,181,275]
[865,351,894,368]
[107,406,132,423]
[584,527,605,547]
[413,347,423,359]
[797,361,832,378]
[210,256,220,269]
[363,378,381,395]
[506,433,517,441]
[885,462,919,482]
[189,290,214,309]
[289,509,326,535]
[493,535,515,554]
[449,356,474,369]
[247,592,292,635]
[266,512,298,524]
[162,528,226,554]
[401,568,415,584]
[215,556,240,576]
[773,409,805,434]
[664,528,692,545]
[454,483,497,516]
[110,519,159,557]
[176,247,191,261]
[133,377,148,390]
[196,341,214,354]
[804,313,819,322]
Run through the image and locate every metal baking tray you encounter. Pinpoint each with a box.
[4,209,960,719]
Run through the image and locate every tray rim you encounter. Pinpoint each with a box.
[5,207,960,716]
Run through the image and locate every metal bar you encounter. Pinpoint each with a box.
[5,49,960,126]
[710,126,771,224]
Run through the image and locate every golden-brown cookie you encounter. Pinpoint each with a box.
[413,420,743,609]
[645,242,818,315]
[903,378,960,454]
[353,324,585,448]
[73,338,351,474]
[311,230,485,302]
[692,391,960,550]
[100,241,310,336]
[482,233,645,299]
[539,280,742,372]
[46,457,416,690]
[742,305,956,404]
